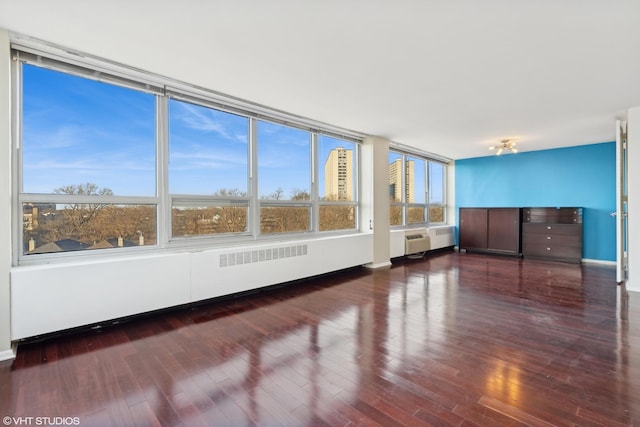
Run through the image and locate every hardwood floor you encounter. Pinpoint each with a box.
[1,251,639,426]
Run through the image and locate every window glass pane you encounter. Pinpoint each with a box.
[169,99,249,195]
[260,206,310,234]
[23,202,156,255]
[388,151,403,202]
[172,203,248,237]
[390,205,403,226]
[319,205,356,231]
[407,206,425,224]
[22,64,156,196]
[428,206,445,223]
[258,121,310,200]
[319,136,355,201]
[429,162,445,204]
[406,156,425,203]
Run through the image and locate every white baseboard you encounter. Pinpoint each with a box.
[582,258,616,266]
[0,346,16,362]
[364,261,392,269]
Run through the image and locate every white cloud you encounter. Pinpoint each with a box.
[170,148,246,170]
[173,102,247,142]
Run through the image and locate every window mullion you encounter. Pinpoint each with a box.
[12,56,23,263]
[249,118,259,237]
[403,154,408,226]
[157,95,170,246]
[311,133,318,232]
[425,160,430,223]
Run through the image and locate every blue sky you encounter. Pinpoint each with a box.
[22,64,354,199]
[23,64,156,196]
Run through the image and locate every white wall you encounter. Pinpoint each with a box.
[0,29,13,361]
[627,107,640,293]
[361,136,391,268]
[11,234,373,340]
[447,162,455,224]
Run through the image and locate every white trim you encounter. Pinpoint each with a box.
[0,347,16,362]
[1,29,14,365]
[582,258,616,266]
[364,261,392,269]
[390,141,451,164]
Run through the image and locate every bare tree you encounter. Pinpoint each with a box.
[53,183,114,242]
[291,189,310,200]
[263,187,283,200]
[213,188,247,198]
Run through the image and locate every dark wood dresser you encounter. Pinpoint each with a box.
[522,207,583,263]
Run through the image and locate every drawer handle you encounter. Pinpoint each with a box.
[547,226,552,230]
[547,236,552,240]
[546,247,551,251]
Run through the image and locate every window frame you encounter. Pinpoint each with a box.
[388,149,447,228]
[14,57,163,262]
[426,160,447,224]
[166,95,252,239]
[317,134,359,233]
[11,44,362,264]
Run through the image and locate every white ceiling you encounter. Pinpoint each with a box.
[1,0,639,160]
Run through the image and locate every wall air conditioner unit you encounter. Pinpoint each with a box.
[405,232,430,255]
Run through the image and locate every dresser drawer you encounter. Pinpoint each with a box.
[522,231,581,247]
[523,208,582,224]
[522,240,582,261]
[523,223,581,236]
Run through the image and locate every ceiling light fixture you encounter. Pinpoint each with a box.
[489,139,518,155]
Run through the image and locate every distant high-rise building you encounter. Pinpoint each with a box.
[389,158,414,202]
[324,148,353,201]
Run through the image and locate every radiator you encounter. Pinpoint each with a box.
[405,233,430,255]
[427,226,455,250]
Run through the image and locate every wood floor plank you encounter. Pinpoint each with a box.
[1,251,639,426]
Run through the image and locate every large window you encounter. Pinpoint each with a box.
[318,135,357,231]
[428,162,446,222]
[20,64,158,255]
[257,121,312,234]
[388,150,447,227]
[14,51,360,261]
[389,151,404,226]
[406,155,426,224]
[169,98,250,237]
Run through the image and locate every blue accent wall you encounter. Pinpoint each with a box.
[455,142,615,261]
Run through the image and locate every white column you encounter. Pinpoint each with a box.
[361,136,391,268]
[0,29,15,360]
[447,162,456,225]
[627,107,640,293]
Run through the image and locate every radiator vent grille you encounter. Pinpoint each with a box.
[220,244,308,268]
[435,227,453,236]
